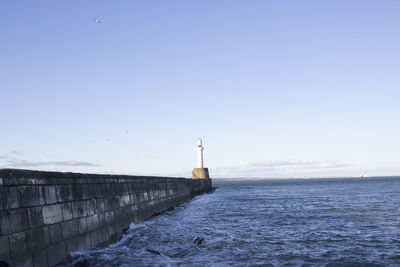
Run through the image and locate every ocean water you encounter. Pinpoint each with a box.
[65,177,400,266]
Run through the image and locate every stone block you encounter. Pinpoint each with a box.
[90,231,99,247]
[113,208,120,221]
[112,220,122,235]
[0,210,11,235]
[87,199,96,215]
[98,227,109,244]
[65,238,77,255]
[0,188,4,210]
[99,184,108,197]
[79,185,89,200]
[49,223,63,245]
[27,226,50,252]
[130,193,138,205]
[0,235,10,262]
[143,191,149,201]
[18,186,44,207]
[10,209,29,233]
[10,255,33,267]
[96,198,107,213]
[119,194,130,207]
[107,224,116,239]
[84,184,99,199]
[44,186,57,204]
[110,196,120,210]
[139,191,147,201]
[109,183,118,196]
[61,202,73,220]
[98,213,106,227]
[56,185,73,202]
[77,217,87,234]
[104,210,114,225]
[72,201,87,218]
[72,184,84,200]
[27,207,43,228]
[75,233,92,251]
[32,249,47,267]
[47,242,67,266]
[9,232,27,258]
[4,187,20,209]
[86,214,99,232]
[42,204,63,224]
[62,219,79,240]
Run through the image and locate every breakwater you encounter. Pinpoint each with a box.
[0,169,212,267]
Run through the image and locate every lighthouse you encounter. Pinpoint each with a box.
[196,138,204,168]
[192,138,210,179]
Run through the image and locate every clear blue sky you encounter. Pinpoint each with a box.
[1,0,399,178]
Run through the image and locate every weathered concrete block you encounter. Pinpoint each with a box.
[32,249,48,267]
[0,210,11,235]
[119,194,130,207]
[129,193,138,205]
[65,238,77,255]
[42,204,63,224]
[10,232,27,258]
[99,184,108,197]
[98,213,106,227]
[143,191,149,201]
[85,215,98,233]
[83,184,99,199]
[121,206,133,223]
[27,207,43,228]
[0,188,4,210]
[44,186,57,204]
[72,184,84,200]
[0,235,10,261]
[109,183,118,196]
[112,220,123,235]
[27,226,50,252]
[77,218,87,234]
[96,198,107,213]
[56,185,73,202]
[60,202,73,221]
[90,231,99,247]
[104,210,114,225]
[110,196,120,210]
[75,233,91,251]
[72,201,87,218]
[49,223,63,245]
[107,224,116,239]
[4,187,20,209]
[121,184,129,195]
[10,209,29,233]
[98,227,109,244]
[19,186,44,207]
[10,255,33,267]
[87,199,96,215]
[61,220,79,240]
[47,242,67,266]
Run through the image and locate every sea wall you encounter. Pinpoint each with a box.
[0,169,212,267]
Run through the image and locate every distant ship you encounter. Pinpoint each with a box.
[359,174,368,178]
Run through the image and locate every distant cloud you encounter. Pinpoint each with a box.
[212,160,354,178]
[9,150,23,155]
[0,151,101,168]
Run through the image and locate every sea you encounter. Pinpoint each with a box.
[64,177,400,266]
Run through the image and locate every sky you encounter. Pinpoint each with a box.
[1,0,399,178]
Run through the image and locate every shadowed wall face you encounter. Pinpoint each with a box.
[0,169,212,267]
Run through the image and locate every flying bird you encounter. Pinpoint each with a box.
[94,19,102,23]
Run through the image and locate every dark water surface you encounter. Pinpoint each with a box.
[65,177,400,266]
